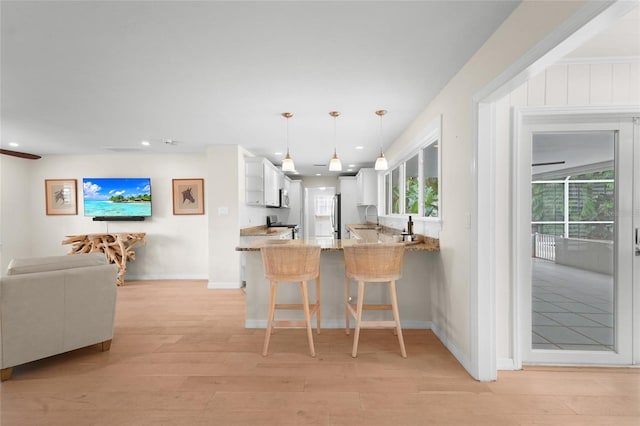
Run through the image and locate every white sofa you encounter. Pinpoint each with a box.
[0,253,118,380]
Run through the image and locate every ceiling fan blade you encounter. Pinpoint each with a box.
[532,161,565,167]
[0,149,42,160]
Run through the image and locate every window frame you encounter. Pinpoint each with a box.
[382,117,441,221]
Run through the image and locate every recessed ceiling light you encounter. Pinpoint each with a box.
[141,141,150,146]
[274,152,282,156]
[315,173,321,176]
[347,169,353,172]
[348,164,356,167]
[9,141,19,147]
[355,146,364,150]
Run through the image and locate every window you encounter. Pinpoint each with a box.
[422,143,439,217]
[405,155,419,214]
[383,135,440,219]
[384,174,390,215]
[391,168,401,214]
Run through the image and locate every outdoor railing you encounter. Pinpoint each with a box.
[533,233,555,261]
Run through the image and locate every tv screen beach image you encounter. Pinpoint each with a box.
[83,178,152,217]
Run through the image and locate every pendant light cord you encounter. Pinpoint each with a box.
[333,114,338,155]
[379,113,383,153]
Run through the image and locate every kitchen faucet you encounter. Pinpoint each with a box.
[365,205,380,229]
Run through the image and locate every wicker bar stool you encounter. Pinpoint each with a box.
[344,243,406,358]
[260,244,321,357]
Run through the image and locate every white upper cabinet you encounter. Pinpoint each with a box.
[264,161,280,207]
[245,158,264,206]
[283,175,291,193]
[356,168,377,206]
[245,157,282,207]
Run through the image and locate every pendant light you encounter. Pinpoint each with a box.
[374,109,389,171]
[281,112,295,172]
[328,111,342,172]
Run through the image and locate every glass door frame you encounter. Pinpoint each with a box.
[513,106,638,366]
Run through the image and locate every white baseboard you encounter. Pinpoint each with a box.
[208,281,242,289]
[430,321,474,378]
[401,320,433,329]
[497,358,517,370]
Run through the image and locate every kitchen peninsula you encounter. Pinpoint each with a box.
[236,225,440,329]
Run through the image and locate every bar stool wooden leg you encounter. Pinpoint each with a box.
[316,275,321,334]
[263,280,278,356]
[351,280,365,358]
[301,280,316,357]
[389,280,407,358]
[345,276,351,335]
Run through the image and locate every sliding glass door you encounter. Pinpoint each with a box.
[517,111,636,365]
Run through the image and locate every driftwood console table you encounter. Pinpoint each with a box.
[62,233,146,286]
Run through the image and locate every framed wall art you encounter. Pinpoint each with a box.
[45,179,78,215]
[172,178,204,215]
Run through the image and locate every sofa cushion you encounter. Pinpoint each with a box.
[7,253,108,275]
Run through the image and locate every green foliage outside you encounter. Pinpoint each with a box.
[392,184,400,214]
[423,177,438,217]
[531,183,563,222]
[532,170,614,241]
[109,194,151,203]
[406,177,419,214]
[400,177,439,217]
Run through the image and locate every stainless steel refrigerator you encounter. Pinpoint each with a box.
[331,193,341,240]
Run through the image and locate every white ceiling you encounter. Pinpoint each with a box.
[1,0,521,175]
[2,2,637,177]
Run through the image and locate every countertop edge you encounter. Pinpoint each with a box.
[236,239,439,252]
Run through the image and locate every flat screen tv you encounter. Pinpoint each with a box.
[83,178,151,219]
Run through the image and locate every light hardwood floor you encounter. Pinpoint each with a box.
[1,280,638,425]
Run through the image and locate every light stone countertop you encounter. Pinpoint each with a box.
[237,223,439,252]
[239,225,292,237]
[236,236,439,252]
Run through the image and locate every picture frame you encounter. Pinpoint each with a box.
[172,178,205,215]
[45,179,78,215]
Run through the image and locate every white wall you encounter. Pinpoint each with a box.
[493,59,640,362]
[0,155,35,273]
[382,1,588,367]
[207,145,242,288]
[1,153,209,279]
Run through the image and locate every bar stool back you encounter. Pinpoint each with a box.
[343,243,406,358]
[260,244,321,357]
